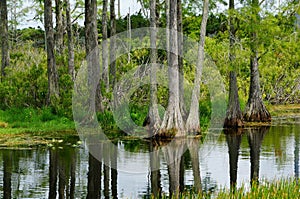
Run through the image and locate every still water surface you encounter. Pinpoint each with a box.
[0,116,299,198]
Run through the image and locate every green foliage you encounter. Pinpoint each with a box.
[0,107,74,131]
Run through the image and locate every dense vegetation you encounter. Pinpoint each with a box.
[0,0,299,134]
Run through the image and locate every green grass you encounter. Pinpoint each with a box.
[0,107,74,132]
[214,179,300,199]
[0,107,76,146]
[154,178,300,199]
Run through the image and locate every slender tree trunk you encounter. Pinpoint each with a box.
[1,0,9,79]
[64,0,75,81]
[127,9,131,63]
[85,0,102,112]
[244,0,271,122]
[102,0,109,91]
[110,0,117,87]
[147,0,161,134]
[185,0,209,134]
[159,0,185,137]
[55,0,64,53]
[45,0,59,105]
[177,0,186,119]
[117,0,121,18]
[224,0,244,127]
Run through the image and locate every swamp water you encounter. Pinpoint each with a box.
[0,116,300,198]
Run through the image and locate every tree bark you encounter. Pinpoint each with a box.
[85,0,102,112]
[45,0,59,105]
[110,0,117,87]
[159,0,185,137]
[185,0,209,134]
[177,0,187,119]
[224,0,244,128]
[64,0,75,81]
[1,0,9,79]
[55,0,64,53]
[244,0,271,122]
[147,0,161,134]
[102,0,109,91]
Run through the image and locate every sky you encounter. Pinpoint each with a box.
[19,0,142,29]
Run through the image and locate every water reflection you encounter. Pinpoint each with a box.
[294,125,299,183]
[225,126,269,190]
[247,127,269,185]
[1,123,300,198]
[48,146,77,199]
[3,150,12,199]
[224,128,243,190]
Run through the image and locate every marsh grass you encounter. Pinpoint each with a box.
[0,107,76,146]
[155,179,300,199]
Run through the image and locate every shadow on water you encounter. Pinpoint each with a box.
[1,122,300,198]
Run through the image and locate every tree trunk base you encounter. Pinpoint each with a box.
[244,100,271,122]
[224,118,244,128]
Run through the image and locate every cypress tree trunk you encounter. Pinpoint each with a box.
[185,0,209,134]
[45,0,59,105]
[64,0,75,81]
[148,0,161,134]
[224,0,244,127]
[177,0,187,119]
[85,0,102,112]
[160,0,185,137]
[102,0,109,91]
[0,0,9,79]
[244,0,271,122]
[55,0,64,53]
[110,0,117,87]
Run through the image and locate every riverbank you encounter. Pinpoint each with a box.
[171,178,300,199]
[0,108,77,147]
[0,104,299,147]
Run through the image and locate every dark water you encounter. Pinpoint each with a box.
[0,117,300,198]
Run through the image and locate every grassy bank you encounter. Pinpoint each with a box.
[0,104,299,147]
[161,179,300,199]
[0,107,76,147]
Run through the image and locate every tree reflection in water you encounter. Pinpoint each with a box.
[225,126,270,190]
[224,128,243,191]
